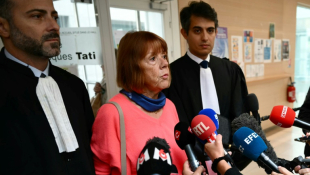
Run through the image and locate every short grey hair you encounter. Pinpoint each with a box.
[0,0,14,20]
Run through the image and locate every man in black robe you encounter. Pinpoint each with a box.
[163,1,249,170]
[297,87,310,157]
[0,0,95,174]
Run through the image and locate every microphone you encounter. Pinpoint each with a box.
[246,93,261,124]
[191,115,217,143]
[233,127,280,173]
[174,122,200,171]
[198,108,219,130]
[261,107,301,121]
[198,108,231,144]
[231,113,278,173]
[137,137,177,175]
[270,105,310,131]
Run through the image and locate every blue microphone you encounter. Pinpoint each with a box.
[198,108,219,130]
[233,127,280,173]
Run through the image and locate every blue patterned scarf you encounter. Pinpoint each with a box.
[120,89,166,112]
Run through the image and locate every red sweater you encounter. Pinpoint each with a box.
[91,93,187,175]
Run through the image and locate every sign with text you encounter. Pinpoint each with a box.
[50,27,103,66]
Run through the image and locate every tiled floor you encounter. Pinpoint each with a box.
[241,126,306,175]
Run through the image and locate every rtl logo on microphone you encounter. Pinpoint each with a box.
[281,106,288,118]
[192,122,210,136]
[174,130,181,141]
[208,133,216,143]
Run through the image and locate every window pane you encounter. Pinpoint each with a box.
[139,11,164,38]
[54,0,78,27]
[294,6,310,108]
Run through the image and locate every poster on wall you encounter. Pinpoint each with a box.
[231,36,243,63]
[282,39,290,61]
[254,38,264,63]
[50,27,103,66]
[244,30,254,43]
[274,39,282,62]
[244,43,252,63]
[245,64,264,78]
[259,64,265,76]
[264,39,272,63]
[269,23,275,39]
[246,64,252,78]
[212,27,229,58]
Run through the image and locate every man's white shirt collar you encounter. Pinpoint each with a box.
[5,49,50,77]
[187,49,210,64]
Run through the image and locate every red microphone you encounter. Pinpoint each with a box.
[190,114,217,143]
[270,105,310,131]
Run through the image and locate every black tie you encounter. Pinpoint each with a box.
[200,60,208,69]
[40,73,46,78]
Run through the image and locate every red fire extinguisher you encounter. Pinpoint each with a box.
[287,77,296,103]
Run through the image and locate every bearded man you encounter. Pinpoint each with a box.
[0,0,95,174]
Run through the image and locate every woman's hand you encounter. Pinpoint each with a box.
[294,157,310,175]
[204,134,224,161]
[271,166,293,175]
[182,160,206,175]
[297,168,310,175]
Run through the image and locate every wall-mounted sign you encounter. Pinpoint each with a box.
[50,27,103,66]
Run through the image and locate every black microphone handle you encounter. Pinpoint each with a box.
[302,159,310,163]
[261,115,270,121]
[184,144,200,171]
[294,118,310,131]
[252,111,261,124]
[258,152,280,173]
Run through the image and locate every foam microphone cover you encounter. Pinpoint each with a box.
[191,115,216,141]
[270,105,295,128]
[233,127,267,161]
[231,113,278,165]
[246,93,259,112]
[174,122,195,149]
[137,137,173,175]
[198,108,219,129]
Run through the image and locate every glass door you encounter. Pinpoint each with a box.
[110,7,164,55]
[109,0,181,63]
[52,0,106,100]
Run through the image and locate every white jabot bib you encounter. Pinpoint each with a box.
[36,76,79,153]
[187,50,220,114]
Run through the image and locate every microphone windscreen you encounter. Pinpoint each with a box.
[233,127,267,161]
[137,137,173,175]
[198,108,219,129]
[191,115,216,141]
[174,122,195,150]
[246,93,259,111]
[270,105,295,128]
[231,113,278,163]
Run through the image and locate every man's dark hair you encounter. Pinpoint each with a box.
[180,1,218,34]
[0,0,14,20]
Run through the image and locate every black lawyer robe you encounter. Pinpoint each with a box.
[163,54,251,170]
[0,48,95,175]
[163,54,248,143]
[297,86,310,157]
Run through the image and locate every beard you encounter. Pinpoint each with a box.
[9,22,61,58]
